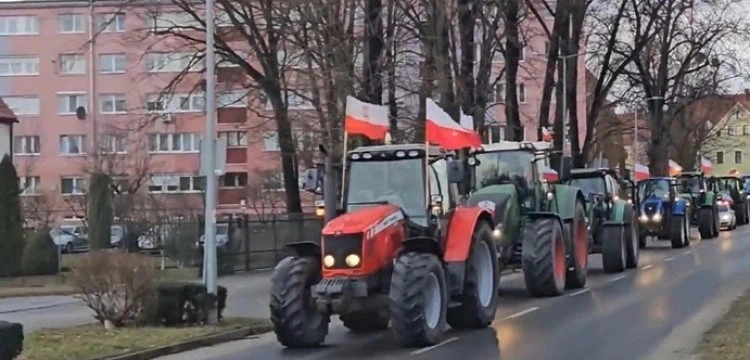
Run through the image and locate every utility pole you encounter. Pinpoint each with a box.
[88,0,98,167]
[202,0,219,324]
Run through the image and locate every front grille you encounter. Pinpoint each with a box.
[644,204,658,216]
[323,233,363,269]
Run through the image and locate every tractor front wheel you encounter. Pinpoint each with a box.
[565,201,589,289]
[670,216,688,249]
[624,206,639,269]
[737,201,748,225]
[601,225,626,274]
[447,222,499,329]
[698,207,715,239]
[389,252,448,347]
[522,218,566,297]
[269,256,329,348]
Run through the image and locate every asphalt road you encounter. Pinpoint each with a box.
[159,225,750,360]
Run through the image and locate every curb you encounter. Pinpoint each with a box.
[98,325,272,360]
[0,299,81,314]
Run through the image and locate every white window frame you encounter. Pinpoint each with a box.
[261,173,284,192]
[146,12,198,32]
[148,174,204,193]
[217,91,247,108]
[99,53,126,74]
[218,50,250,68]
[101,134,126,154]
[518,83,526,103]
[56,92,87,115]
[58,54,86,75]
[218,131,247,147]
[145,52,199,73]
[95,13,125,33]
[0,16,39,35]
[145,93,204,113]
[0,56,40,76]
[61,177,86,195]
[13,135,40,155]
[219,172,247,188]
[2,96,39,116]
[59,134,86,155]
[148,133,200,153]
[57,14,86,34]
[20,176,41,196]
[266,90,314,111]
[99,93,127,114]
[542,1,557,20]
[262,131,280,151]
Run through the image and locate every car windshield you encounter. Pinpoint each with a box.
[718,203,731,212]
[744,177,750,189]
[638,179,671,199]
[346,158,425,218]
[473,150,534,191]
[677,176,701,193]
[570,176,606,197]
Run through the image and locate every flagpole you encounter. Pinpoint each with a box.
[340,131,349,208]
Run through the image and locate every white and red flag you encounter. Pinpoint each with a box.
[700,157,712,175]
[425,98,482,150]
[668,159,682,176]
[542,127,553,142]
[344,96,389,140]
[634,163,649,181]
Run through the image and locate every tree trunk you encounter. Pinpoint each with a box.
[385,0,398,138]
[537,5,562,140]
[269,89,303,213]
[458,0,475,117]
[504,0,523,141]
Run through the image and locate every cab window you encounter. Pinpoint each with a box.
[430,159,453,213]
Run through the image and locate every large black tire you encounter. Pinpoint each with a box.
[712,206,720,237]
[522,218,566,297]
[565,201,588,289]
[624,206,639,269]
[601,225,626,274]
[737,201,748,225]
[698,207,715,239]
[447,222,499,329]
[670,215,688,249]
[341,311,389,333]
[269,256,329,348]
[389,252,448,347]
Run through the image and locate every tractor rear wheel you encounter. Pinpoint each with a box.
[712,206,720,236]
[389,252,447,347]
[565,201,588,289]
[447,222,499,329]
[341,311,389,333]
[601,225,626,274]
[522,218,566,297]
[269,256,329,348]
[624,206,639,269]
[698,207,714,239]
[737,202,748,225]
[670,215,688,249]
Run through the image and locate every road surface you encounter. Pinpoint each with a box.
[157,225,750,360]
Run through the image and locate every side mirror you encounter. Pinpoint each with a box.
[447,160,465,183]
[467,156,480,167]
[430,194,443,216]
[302,168,322,194]
[559,156,573,182]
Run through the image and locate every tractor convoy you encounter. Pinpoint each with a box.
[268,140,747,349]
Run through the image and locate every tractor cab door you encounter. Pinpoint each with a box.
[428,158,457,243]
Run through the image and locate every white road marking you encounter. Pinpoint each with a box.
[411,337,459,355]
[568,288,590,297]
[608,275,626,283]
[499,307,540,321]
[640,264,654,270]
[682,251,692,256]
[665,256,675,262]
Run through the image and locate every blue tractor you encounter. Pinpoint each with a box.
[635,177,691,249]
[742,175,750,201]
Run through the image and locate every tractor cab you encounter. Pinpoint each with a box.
[709,175,750,225]
[742,175,750,199]
[675,172,714,226]
[568,168,622,203]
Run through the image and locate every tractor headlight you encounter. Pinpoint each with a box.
[639,214,648,222]
[627,199,633,204]
[345,254,361,267]
[492,225,503,239]
[653,213,662,221]
[323,255,335,268]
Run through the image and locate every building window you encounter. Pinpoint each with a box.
[484,124,506,144]
[20,176,40,195]
[99,94,127,114]
[744,125,750,136]
[148,133,200,153]
[59,54,86,75]
[217,91,247,108]
[61,177,86,195]
[57,14,85,34]
[518,83,526,103]
[14,136,40,155]
[262,173,284,191]
[0,16,39,35]
[59,135,86,155]
[262,131,280,151]
[519,44,525,61]
[544,41,550,57]
[95,13,125,33]
[542,1,556,19]
[2,96,39,116]
[267,90,313,110]
[145,93,204,113]
[0,56,39,76]
[218,131,247,147]
[99,54,126,74]
[728,126,736,136]
[146,12,197,31]
[490,84,504,103]
[716,151,724,164]
[148,174,204,193]
[101,134,126,154]
[220,172,247,188]
[145,52,198,73]
[736,151,742,164]
[57,93,87,114]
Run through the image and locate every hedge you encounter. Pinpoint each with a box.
[154,282,227,326]
[0,321,23,360]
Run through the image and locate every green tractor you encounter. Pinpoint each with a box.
[709,175,750,225]
[465,141,588,297]
[566,168,639,273]
[674,172,719,239]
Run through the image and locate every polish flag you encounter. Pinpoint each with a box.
[668,159,682,177]
[344,96,389,140]
[634,163,650,181]
[542,166,559,182]
[425,98,482,150]
[542,127,553,142]
[729,168,739,177]
[700,157,712,175]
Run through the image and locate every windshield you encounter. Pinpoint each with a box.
[346,158,425,218]
[744,177,750,189]
[473,150,534,191]
[714,178,738,192]
[676,177,701,193]
[718,203,731,212]
[638,179,671,199]
[570,177,606,197]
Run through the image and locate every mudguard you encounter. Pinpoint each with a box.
[466,184,520,248]
[603,201,628,226]
[443,206,494,262]
[552,184,586,221]
[286,241,322,258]
[701,191,716,207]
[671,198,687,216]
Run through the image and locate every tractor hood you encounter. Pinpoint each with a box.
[322,204,403,235]
[467,184,519,248]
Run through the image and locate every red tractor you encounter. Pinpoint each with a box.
[269,144,500,348]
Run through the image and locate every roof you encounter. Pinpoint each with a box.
[478,141,553,152]
[570,168,615,176]
[349,144,449,158]
[676,172,703,177]
[0,97,18,125]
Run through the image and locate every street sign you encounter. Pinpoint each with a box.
[199,138,227,176]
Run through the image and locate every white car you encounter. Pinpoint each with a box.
[198,223,230,247]
[718,202,737,230]
[50,224,88,253]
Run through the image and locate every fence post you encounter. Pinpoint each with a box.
[243,214,250,272]
[272,214,279,265]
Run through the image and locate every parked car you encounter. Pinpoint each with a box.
[50,224,88,253]
[110,224,126,247]
[198,222,230,247]
[137,225,173,251]
[719,201,737,230]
